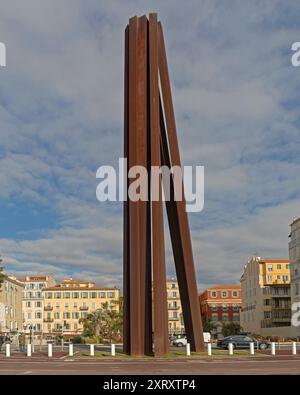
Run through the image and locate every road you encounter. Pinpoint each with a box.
[0,351,300,375]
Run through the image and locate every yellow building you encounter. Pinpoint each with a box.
[240,256,291,337]
[166,278,184,334]
[0,276,24,334]
[42,279,120,335]
[18,275,56,334]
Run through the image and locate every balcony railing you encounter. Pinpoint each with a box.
[43,318,54,323]
[79,306,88,311]
[44,306,53,311]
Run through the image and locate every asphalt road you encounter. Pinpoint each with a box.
[1,352,300,375]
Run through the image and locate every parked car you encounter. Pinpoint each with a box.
[217,335,270,350]
[173,332,211,347]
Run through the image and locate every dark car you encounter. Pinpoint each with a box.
[217,335,269,350]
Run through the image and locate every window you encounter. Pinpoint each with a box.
[222,304,228,311]
[232,291,238,297]
[73,292,79,299]
[92,302,96,311]
[287,264,290,270]
[210,304,218,311]
[221,291,228,298]
[267,265,273,272]
[91,292,97,299]
[63,312,70,319]
[211,313,218,321]
[232,304,240,311]
[81,292,88,299]
[55,292,61,299]
[45,292,52,299]
[64,302,69,309]
[172,291,177,298]
[73,312,79,319]
[35,312,42,319]
[99,292,106,298]
[64,292,70,299]
[54,312,60,319]
[267,275,272,282]
[222,313,229,321]
[211,291,217,298]
[36,301,42,308]
[171,283,176,289]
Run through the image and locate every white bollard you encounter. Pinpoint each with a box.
[69,343,73,357]
[6,343,10,357]
[90,344,95,356]
[186,343,191,356]
[292,342,297,355]
[27,343,32,357]
[207,343,212,356]
[111,343,116,357]
[250,342,254,355]
[228,343,233,355]
[48,343,52,357]
[271,342,276,355]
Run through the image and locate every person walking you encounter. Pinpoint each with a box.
[18,332,26,352]
[0,335,4,352]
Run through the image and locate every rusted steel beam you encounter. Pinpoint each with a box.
[123,24,130,354]
[127,15,150,355]
[149,13,169,356]
[157,22,204,352]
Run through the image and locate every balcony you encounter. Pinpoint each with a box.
[43,318,54,323]
[44,306,53,311]
[168,306,180,310]
[79,306,88,311]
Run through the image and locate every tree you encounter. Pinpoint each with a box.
[0,256,6,289]
[80,301,123,342]
[203,320,216,333]
[221,322,242,337]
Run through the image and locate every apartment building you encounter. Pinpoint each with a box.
[0,276,24,334]
[42,279,120,335]
[166,278,184,334]
[289,217,300,337]
[240,256,291,337]
[199,285,241,325]
[18,275,56,334]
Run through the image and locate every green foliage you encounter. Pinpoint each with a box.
[221,322,242,337]
[80,302,123,343]
[0,256,6,288]
[203,320,216,333]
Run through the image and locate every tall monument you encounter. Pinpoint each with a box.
[123,13,204,356]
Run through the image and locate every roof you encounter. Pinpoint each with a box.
[18,276,50,282]
[260,259,289,263]
[203,285,241,290]
[43,286,119,291]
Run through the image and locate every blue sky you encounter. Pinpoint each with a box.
[0,0,300,290]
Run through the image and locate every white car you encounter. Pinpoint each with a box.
[173,332,211,347]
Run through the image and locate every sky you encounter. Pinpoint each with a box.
[0,0,299,291]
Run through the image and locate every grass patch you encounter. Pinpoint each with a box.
[73,349,260,360]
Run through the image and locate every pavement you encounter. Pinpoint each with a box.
[1,350,300,375]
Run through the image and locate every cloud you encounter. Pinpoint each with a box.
[0,0,300,291]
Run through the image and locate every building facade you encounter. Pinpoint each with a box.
[289,217,300,337]
[0,276,24,334]
[166,278,184,334]
[18,276,56,334]
[199,285,241,325]
[42,279,120,335]
[240,256,291,337]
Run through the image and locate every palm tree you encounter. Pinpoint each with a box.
[80,302,123,342]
